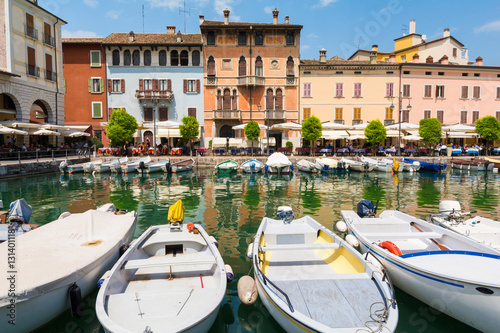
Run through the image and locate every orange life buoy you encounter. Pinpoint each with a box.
[137,144,145,152]
[187,222,195,231]
[379,241,402,256]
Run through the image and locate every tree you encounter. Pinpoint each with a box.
[244,121,261,156]
[475,116,500,155]
[419,118,442,147]
[106,109,138,146]
[364,119,386,147]
[302,116,322,156]
[179,115,200,155]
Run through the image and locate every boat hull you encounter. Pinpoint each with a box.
[266,165,291,175]
[451,162,494,171]
[172,165,194,173]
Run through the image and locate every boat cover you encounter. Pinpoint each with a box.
[168,200,185,223]
[266,152,292,167]
[9,199,32,224]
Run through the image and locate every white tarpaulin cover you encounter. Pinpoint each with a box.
[261,137,276,147]
[8,199,32,223]
[212,137,227,148]
[266,152,292,168]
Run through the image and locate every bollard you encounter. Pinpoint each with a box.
[18,151,21,164]
[52,150,54,161]
[36,150,39,163]
[65,149,68,158]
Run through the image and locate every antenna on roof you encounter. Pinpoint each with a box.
[179,0,193,33]
[401,24,408,36]
[139,4,148,33]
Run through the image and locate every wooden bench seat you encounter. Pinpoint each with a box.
[260,243,340,252]
[122,255,216,270]
[362,232,442,240]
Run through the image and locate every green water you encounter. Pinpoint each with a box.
[3,168,495,333]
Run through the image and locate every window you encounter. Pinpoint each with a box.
[437,110,444,124]
[497,87,500,99]
[159,50,167,66]
[180,50,188,66]
[496,111,500,122]
[403,71,410,75]
[425,72,432,75]
[336,71,343,75]
[436,85,445,98]
[353,108,361,120]
[460,111,468,124]
[132,50,140,66]
[238,56,246,76]
[354,71,362,75]
[335,83,344,97]
[461,86,469,99]
[386,71,394,75]
[385,107,393,120]
[303,108,311,119]
[335,108,343,120]
[89,78,104,93]
[159,79,170,91]
[424,110,431,119]
[473,86,481,99]
[266,89,274,110]
[286,57,294,76]
[112,79,122,92]
[26,13,36,39]
[402,84,411,98]
[207,56,215,76]
[385,82,394,97]
[159,107,168,121]
[303,83,312,97]
[43,22,52,46]
[186,80,196,92]
[92,102,102,118]
[217,90,222,110]
[276,89,283,110]
[124,50,131,66]
[188,108,197,119]
[353,83,362,97]
[171,50,179,66]
[223,89,231,110]
[401,55,406,62]
[462,73,468,77]
[424,85,432,98]
[402,110,410,122]
[27,46,36,76]
[472,111,479,123]
[143,106,153,122]
[255,56,263,76]
[207,31,215,45]
[144,50,151,66]
[112,50,120,66]
[45,53,53,81]
[453,48,457,57]
[255,33,263,45]
[474,73,480,77]
[192,50,200,66]
[232,89,238,110]
[438,72,444,76]
[286,32,294,46]
[143,79,152,90]
[90,50,101,67]
[238,31,247,45]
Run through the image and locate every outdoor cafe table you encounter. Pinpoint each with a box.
[452,149,462,156]
[196,148,207,155]
[319,148,332,154]
[170,147,182,155]
[467,148,479,156]
[384,148,396,154]
[336,148,349,155]
[98,147,120,155]
[147,148,161,155]
[352,148,365,155]
[404,149,416,156]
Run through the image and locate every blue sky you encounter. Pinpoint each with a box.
[41,0,500,65]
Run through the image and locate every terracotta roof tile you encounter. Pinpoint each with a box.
[200,20,302,28]
[62,38,105,44]
[300,58,388,65]
[103,32,202,45]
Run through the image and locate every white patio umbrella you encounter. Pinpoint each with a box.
[403,134,422,141]
[29,129,61,136]
[270,122,303,131]
[145,120,182,129]
[442,124,476,132]
[351,122,370,130]
[0,120,42,129]
[40,123,71,131]
[385,122,419,130]
[0,126,28,135]
[232,122,269,130]
[349,134,367,140]
[321,121,352,130]
[60,131,91,137]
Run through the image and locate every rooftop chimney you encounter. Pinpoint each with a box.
[389,53,396,63]
[412,53,420,63]
[285,15,289,24]
[426,55,434,64]
[443,28,450,37]
[476,56,483,66]
[409,19,416,34]
[319,48,327,63]
[273,8,279,25]
[440,55,449,65]
[129,31,135,42]
[166,26,176,34]
[176,31,182,43]
[199,15,205,25]
[371,45,378,52]
[370,51,377,64]
[223,8,230,25]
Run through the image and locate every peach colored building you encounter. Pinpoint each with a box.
[200,8,302,148]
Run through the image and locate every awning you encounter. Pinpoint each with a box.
[212,137,227,148]
[261,137,276,147]
[321,130,349,139]
[443,132,480,139]
[65,125,91,131]
[156,127,201,139]
[385,130,401,138]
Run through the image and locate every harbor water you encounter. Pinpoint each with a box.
[2,168,494,333]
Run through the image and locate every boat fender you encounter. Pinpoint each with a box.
[366,255,384,273]
[249,162,255,168]
[187,222,195,231]
[378,241,402,256]
[69,283,83,319]
[247,243,254,259]
[97,270,111,288]
[119,244,129,256]
[336,221,348,233]
[58,211,71,220]
[209,235,219,248]
[237,275,258,305]
[264,165,268,173]
[323,164,328,171]
[225,264,234,282]
[290,164,294,171]
[345,234,359,248]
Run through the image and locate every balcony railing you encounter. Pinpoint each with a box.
[45,70,57,82]
[213,110,241,120]
[26,64,40,77]
[352,120,363,125]
[384,119,395,126]
[285,77,296,86]
[43,34,55,47]
[206,76,217,86]
[334,120,344,124]
[237,75,265,86]
[266,110,285,120]
[26,25,38,40]
[135,90,173,102]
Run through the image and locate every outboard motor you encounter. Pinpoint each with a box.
[165,162,172,174]
[363,162,370,171]
[357,200,379,218]
[277,206,294,223]
[138,161,146,173]
[337,161,343,171]
[60,160,68,173]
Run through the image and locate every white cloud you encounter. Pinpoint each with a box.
[474,20,500,33]
[307,33,319,39]
[301,45,310,50]
[62,30,101,38]
[83,0,98,7]
[263,6,273,14]
[313,0,339,9]
[145,0,209,11]
[214,0,240,21]
[106,10,122,19]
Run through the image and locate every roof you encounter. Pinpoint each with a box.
[0,69,21,77]
[24,0,67,24]
[200,20,302,29]
[62,38,105,44]
[300,58,392,66]
[103,32,202,45]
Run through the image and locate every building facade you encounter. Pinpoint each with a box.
[200,8,302,148]
[0,0,66,144]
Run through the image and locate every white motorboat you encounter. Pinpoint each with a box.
[265,152,293,175]
[252,206,398,332]
[163,158,195,173]
[83,160,102,173]
[315,157,349,173]
[0,199,39,242]
[430,200,500,250]
[361,156,392,173]
[136,159,169,174]
[215,160,239,173]
[96,200,226,333]
[241,159,264,174]
[451,158,494,171]
[296,159,318,173]
[340,158,374,173]
[399,159,421,172]
[341,200,500,333]
[120,155,152,173]
[380,158,405,172]
[95,157,128,173]
[0,204,137,333]
[59,160,85,174]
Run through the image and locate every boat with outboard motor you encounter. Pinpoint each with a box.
[96,200,227,333]
[399,159,420,172]
[94,157,128,173]
[0,199,39,242]
[136,159,170,174]
[120,155,152,173]
[265,152,293,175]
[404,158,446,172]
[296,159,318,173]
[341,200,500,333]
[340,157,374,173]
[59,160,85,174]
[315,157,349,173]
[169,158,195,173]
[241,159,264,174]
[251,206,398,332]
[361,156,395,173]
[450,158,493,171]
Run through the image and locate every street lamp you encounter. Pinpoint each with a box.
[391,91,411,156]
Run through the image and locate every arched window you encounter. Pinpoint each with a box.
[238,56,246,76]
[207,56,215,76]
[266,89,274,110]
[286,56,294,76]
[180,50,189,66]
[232,89,238,110]
[159,50,167,66]
[132,50,140,66]
[124,50,131,66]
[223,88,231,110]
[192,50,200,66]
[276,89,283,110]
[112,50,120,66]
[171,50,179,66]
[217,90,222,110]
[144,50,151,66]
[255,56,263,76]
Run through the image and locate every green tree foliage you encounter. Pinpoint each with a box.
[364,119,386,146]
[244,121,261,156]
[90,136,103,149]
[475,116,500,154]
[285,141,293,149]
[419,118,442,147]
[302,116,322,156]
[179,116,200,152]
[106,109,138,146]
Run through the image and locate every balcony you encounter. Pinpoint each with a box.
[213,110,241,120]
[45,70,57,82]
[334,120,344,124]
[26,25,38,40]
[135,90,173,102]
[237,75,265,86]
[206,76,217,86]
[266,110,285,120]
[352,120,363,125]
[285,77,297,86]
[43,34,55,47]
[26,64,40,78]
[384,119,395,126]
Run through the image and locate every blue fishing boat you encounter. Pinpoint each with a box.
[404,158,446,172]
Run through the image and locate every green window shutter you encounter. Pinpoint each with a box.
[91,51,100,66]
[92,103,102,118]
[88,78,92,92]
[100,78,104,93]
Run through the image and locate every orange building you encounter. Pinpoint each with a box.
[200,8,302,148]
[62,39,108,144]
